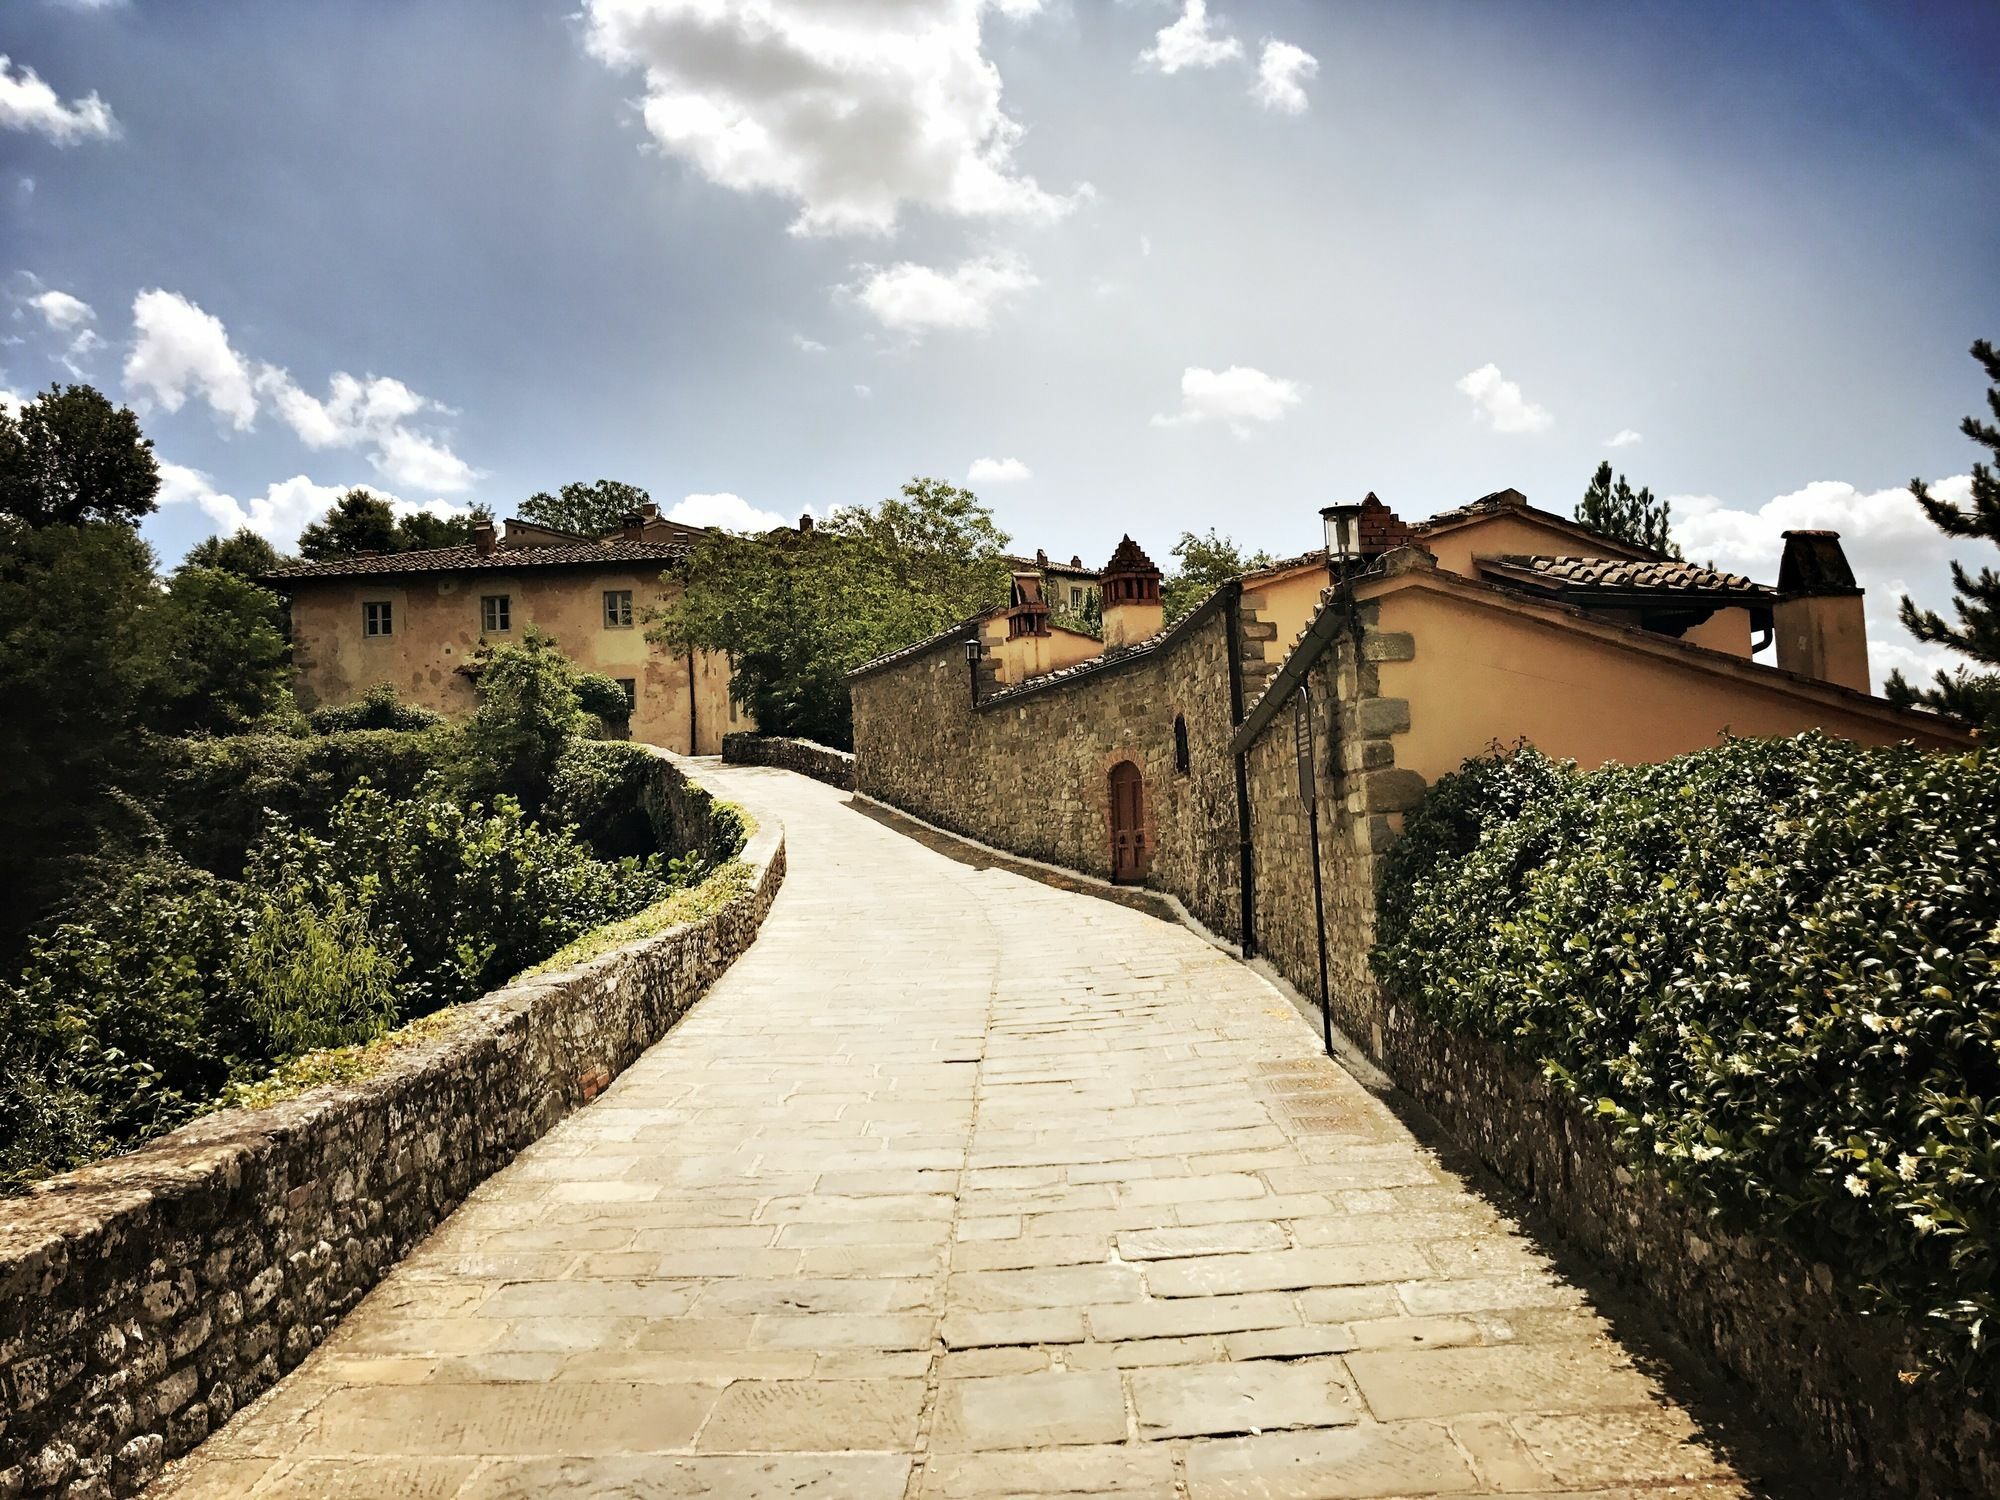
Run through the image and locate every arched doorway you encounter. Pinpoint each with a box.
[1109,760,1147,883]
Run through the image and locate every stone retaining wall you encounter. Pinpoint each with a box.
[0,757,784,1500]
[721,733,855,791]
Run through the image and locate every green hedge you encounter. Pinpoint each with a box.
[1372,733,1999,1384]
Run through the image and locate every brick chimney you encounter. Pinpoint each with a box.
[1005,572,1050,639]
[472,517,498,556]
[1100,535,1164,649]
[1774,530,1869,692]
[798,512,814,534]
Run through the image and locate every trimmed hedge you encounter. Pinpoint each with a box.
[1373,733,1999,1387]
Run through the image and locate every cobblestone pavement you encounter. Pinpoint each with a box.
[156,764,1802,1499]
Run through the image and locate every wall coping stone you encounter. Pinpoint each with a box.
[721,733,855,791]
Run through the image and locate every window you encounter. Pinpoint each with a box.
[1173,713,1190,775]
[1070,586,1083,609]
[481,595,510,633]
[603,590,634,628]
[363,600,393,637]
[615,677,637,714]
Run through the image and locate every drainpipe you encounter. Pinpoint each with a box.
[687,649,699,754]
[1224,580,1256,957]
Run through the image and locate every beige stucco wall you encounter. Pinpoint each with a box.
[988,621,1103,685]
[1421,511,1641,576]
[1244,566,1329,665]
[287,566,744,754]
[1374,582,1963,785]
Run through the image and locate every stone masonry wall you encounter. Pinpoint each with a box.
[0,757,785,1500]
[850,596,1254,939]
[721,733,856,791]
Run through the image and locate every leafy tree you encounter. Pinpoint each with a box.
[1885,339,2000,726]
[654,478,1010,747]
[144,567,293,735]
[0,384,161,528]
[1576,461,1681,557]
[297,488,398,559]
[1164,529,1273,623]
[458,627,588,809]
[0,523,163,938]
[296,489,486,560]
[181,528,287,578]
[520,480,652,539]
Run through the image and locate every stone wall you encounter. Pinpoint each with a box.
[0,758,784,1500]
[721,733,855,791]
[849,590,1259,939]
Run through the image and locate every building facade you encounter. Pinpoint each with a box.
[269,509,746,754]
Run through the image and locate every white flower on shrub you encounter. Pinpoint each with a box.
[1911,1213,1937,1235]
[1898,1154,1921,1180]
[1845,1173,1870,1197]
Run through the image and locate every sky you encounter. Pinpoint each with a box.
[3,0,1998,689]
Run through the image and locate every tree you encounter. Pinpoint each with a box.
[0,523,163,939]
[519,480,652,539]
[1576,461,1680,557]
[295,489,487,559]
[144,567,293,735]
[1885,339,2000,726]
[181,528,287,578]
[0,384,160,528]
[457,627,588,809]
[654,478,1010,747]
[297,489,398,559]
[1163,530,1274,623]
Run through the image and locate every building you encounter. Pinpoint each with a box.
[267,504,749,754]
[847,488,1968,1061]
[1004,548,1102,619]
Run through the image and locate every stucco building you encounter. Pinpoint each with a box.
[847,487,1967,1059]
[269,505,748,754]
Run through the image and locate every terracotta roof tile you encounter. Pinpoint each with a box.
[1484,554,1771,598]
[266,538,695,583]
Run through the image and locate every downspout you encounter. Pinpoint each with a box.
[687,649,699,754]
[1224,580,1256,957]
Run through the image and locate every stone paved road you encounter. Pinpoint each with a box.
[156,763,1801,1499]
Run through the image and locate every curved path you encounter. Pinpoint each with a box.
[158,763,1798,1499]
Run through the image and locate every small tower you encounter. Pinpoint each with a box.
[1005,571,1051,639]
[1100,535,1164,649]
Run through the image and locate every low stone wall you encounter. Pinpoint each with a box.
[1377,1009,1994,1498]
[0,758,784,1500]
[721,732,855,791]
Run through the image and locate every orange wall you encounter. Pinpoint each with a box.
[1246,566,1330,664]
[1422,512,1638,576]
[1375,584,1962,785]
[287,567,745,754]
[990,622,1102,685]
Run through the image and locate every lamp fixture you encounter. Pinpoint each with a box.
[1320,501,1364,565]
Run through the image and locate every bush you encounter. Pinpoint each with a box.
[457,629,585,810]
[307,682,446,734]
[1372,733,2000,1383]
[233,883,400,1057]
[546,739,658,858]
[575,671,632,730]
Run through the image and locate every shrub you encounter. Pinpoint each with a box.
[575,671,632,730]
[1373,733,2000,1383]
[307,682,446,734]
[250,779,675,1015]
[232,883,401,1057]
[457,629,585,810]
[546,738,659,857]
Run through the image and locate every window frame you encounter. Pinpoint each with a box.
[363,600,394,638]
[603,589,635,629]
[480,594,511,634]
[614,677,638,715]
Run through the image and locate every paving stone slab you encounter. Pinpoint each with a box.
[1130,1358,1358,1439]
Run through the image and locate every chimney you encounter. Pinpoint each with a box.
[472,518,498,556]
[798,512,814,534]
[1099,535,1164,649]
[639,501,660,522]
[617,511,646,541]
[1005,572,1050,640]
[1774,530,1869,692]
[1035,548,1048,568]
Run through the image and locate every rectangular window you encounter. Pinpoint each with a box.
[1070,586,1083,609]
[603,590,634,628]
[481,595,510,633]
[615,677,637,714]
[363,600,393,637]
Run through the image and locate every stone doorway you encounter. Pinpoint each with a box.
[1109,759,1147,883]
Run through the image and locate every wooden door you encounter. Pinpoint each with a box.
[1109,761,1146,883]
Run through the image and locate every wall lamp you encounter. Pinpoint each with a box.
[964,635,984,704]
[1320,501,1364,568]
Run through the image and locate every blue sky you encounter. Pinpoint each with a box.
[3,0,1997,686]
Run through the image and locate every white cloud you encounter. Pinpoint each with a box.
[1604,428,1643,448]
[1455,362,1553,435]
[968,456,1031,483]
[1252,39,1317,113]
[1142,0,1242,73]
[666,491,790,532]
[0,389,22,418]
[158,463,472,550]
[852,253,1037,336]
[124,289,260,430]
[792,334,828,354]
[0,56,117,145]
[1672,475,1979,691]
[581,0,1080,238]
[1151,364,1301,437]
[29,289,92,331]
[853,383,872,398]
[124,290,478,491]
